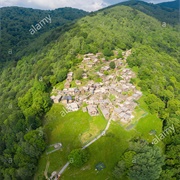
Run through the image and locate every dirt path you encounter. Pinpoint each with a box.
[58,162,70,176]
[44,161,50,179]
[57,116,113,176]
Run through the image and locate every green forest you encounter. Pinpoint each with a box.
[0,1,179,179]
[0,7,88,63]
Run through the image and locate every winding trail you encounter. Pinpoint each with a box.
[58,162,70,176]
[58,116,113,176]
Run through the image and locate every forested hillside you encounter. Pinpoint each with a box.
[109,0,179,26]
[0,7,88,63]
[0,3,180,180]
[158,0,179,9]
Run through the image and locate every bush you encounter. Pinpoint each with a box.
[103,48,113,57]
[74,69,84,80]
[110,61,116,69]
[68,149,90,167]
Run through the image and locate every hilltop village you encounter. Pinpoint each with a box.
[51,50,142,123]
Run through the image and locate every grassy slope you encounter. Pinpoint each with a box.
[35,95,162,179]
[35,104,107,179]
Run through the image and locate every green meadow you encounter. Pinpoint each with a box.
[35,97,162,180]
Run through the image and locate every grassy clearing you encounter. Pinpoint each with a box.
[35,98,163,180]
[135,114,163,148]
[62,121,136,180]
[35,104,107,179]
[80,115,107,144]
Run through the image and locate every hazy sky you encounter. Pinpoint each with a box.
[0,0,174,11]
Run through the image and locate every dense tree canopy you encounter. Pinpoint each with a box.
[0,7,88,63]
[113,141,165,180]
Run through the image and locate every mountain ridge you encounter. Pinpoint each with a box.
[158,0,179,9]
[97,0,179,26]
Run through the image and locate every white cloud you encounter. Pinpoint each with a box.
[0,0,109,11]
[0,0,176,11]
[104,0,175,5]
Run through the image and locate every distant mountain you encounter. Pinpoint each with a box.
[158,0,179,9]
[101,0,179,26]
[0,7,88,63]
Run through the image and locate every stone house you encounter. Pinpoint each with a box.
[61,96,72,104]
[96,71,104,77]
[50,95,56,100]
[50,171,57,180]
[67,72,73,77]
[86,99,94,105]
[101,66,110,72]
[64,82,70,89]
[82,73,88,79]
[80,95,87,101]
[82,107,87,112]
[93,58,99,64]
[89,87,95,94]
[96,52,102,57]
[87,105,99,116]
[83,86,89,92]
[68,88,75,96]
[52,95,62,104]
[106,75,114,80]
[100,105,110,119]
[67,103,79,111]
[54,143,62,149]
[67,76,73,82]
[86,53,94,57]
[83,57,91,61]
[67,72,73,82]
[75,80,81,86]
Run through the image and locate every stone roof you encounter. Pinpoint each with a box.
[62,96,72,100]
[67,103,79,111]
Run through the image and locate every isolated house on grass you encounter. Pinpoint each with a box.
[95,162,106,171]
[54,143,62,149]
